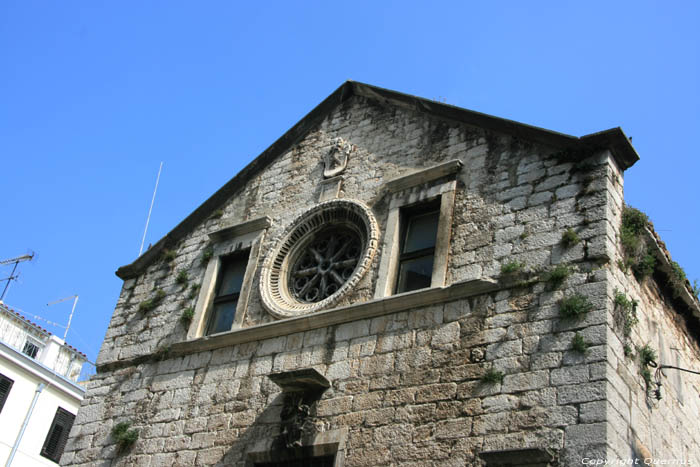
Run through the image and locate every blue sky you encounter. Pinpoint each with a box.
[1,2,698,375]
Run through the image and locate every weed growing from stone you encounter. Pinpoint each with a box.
[613,289,638,337]
[189,283,201,300]
[181,307,194,325]
[693,279,700,300]
[543,264,571,289]
[211,209,224,219]
[638,344,657,367]
[112,421,138,452]
[162,249,177,263]
[637,344,657,390]
[620,206,648,252]
[670,261,689,298]
[558,294,593,320]
[176,270,189,286]
[501,261,524,275]
[619,206,657,281]
[561,228,580,248]
[202,247,214,265]
[571,333,588,354]
[138,289,166,313]
[154,345,172,362]
[632,252,656,280]
[480,368,504,384]
[623,344,634,358]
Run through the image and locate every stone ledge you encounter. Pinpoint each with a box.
[644,227,700,322]
[96,279,498,373]
[207,216,272,241]
[384,159,463,193]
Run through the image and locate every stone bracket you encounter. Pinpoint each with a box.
[268,369,330,449]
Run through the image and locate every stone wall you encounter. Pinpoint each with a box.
[62,93,699,466]
[604,162,700,462]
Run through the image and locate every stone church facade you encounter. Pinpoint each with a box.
[64,82,700,466]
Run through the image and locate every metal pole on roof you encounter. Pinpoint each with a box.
[139,161,164,257]
[47,295,79,342]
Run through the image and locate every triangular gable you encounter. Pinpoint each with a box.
[116,81,639,279]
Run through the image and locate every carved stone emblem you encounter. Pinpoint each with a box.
[323,137,354,178]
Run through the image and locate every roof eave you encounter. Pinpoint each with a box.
[116,81,640,280]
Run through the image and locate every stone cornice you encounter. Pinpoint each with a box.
[384,159,463,193]
[96,279,499,373]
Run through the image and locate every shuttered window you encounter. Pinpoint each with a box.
[40,407,76,463]
[0,374,13,414]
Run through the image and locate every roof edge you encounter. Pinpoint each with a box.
[116,81,641,280]
[116,81,356,279]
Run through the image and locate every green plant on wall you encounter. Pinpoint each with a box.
[480,368,504,384]
[558,294,593,320]
[181,307,194,325]
[613,289,638,337]
[543,264,571,290]
[138,289,166,313]
[112,421,138,452]
[176,270,189,286]
[619,206,655,280]
[637,344,657,390]
[202,247,214,265]
[561,228,580,248]
[162,249,177,263]
[501,261,524,275]
[571,333,588,354]
[670,261,689,298]
[189,283,201,300]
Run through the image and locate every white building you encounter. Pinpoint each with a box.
[0,301,86,466]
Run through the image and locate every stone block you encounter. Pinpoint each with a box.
[501,370,549,393]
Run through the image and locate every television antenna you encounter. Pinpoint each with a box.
[0,253,34,301]
[47,295,79,341]
[139,161,163,257]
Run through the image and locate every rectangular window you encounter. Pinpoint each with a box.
[40,407,76,463]
[22,339,41,359]
[0,374,13,414]
[395,201,440,294]
[205,252,249,335]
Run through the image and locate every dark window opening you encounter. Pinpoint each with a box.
[0,373,13,414]
[22,340,40,359]
[205,252,249,335]
[254,454,335,467]
[395,201,440,294]
[41,407,76,463]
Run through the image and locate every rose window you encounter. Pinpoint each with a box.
[260,199,379,319]
[290,228,362,303]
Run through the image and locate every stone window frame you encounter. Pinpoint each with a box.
[374,159,462,299]
[245,428,347,467]
[186,216,271,339]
